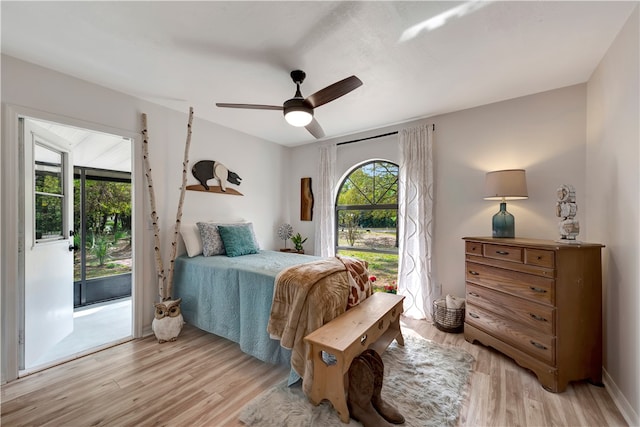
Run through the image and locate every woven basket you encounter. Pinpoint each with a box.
[432,298,465,333]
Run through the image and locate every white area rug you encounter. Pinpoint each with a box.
[239,334,475,427]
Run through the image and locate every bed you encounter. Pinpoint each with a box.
[173,248,372,388]
[174,220,372,385]
[174,250,316,364]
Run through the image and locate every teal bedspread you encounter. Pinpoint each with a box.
[174,250,321,367]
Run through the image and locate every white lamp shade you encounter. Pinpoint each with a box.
[484,169,528,200]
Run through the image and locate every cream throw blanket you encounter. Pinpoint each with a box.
[268,257,366,394]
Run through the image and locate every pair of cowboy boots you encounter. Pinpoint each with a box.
[347,349,405,426]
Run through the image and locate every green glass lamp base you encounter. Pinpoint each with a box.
[492,202,515,238]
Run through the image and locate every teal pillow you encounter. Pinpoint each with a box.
[217,224,259,257]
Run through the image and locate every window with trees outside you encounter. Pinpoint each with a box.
[335,160,398,293]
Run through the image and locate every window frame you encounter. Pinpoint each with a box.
[33,141,68,244]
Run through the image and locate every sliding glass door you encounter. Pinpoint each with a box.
[74,167,132,307]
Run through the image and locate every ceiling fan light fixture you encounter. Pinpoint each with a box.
[284,109,313,127]
[283,98,313,127]
[217,70,361,139]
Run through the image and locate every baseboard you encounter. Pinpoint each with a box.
[603,368,639,426]
[142,325,154,338]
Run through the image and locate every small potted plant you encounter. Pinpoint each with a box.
[291,232,307,254]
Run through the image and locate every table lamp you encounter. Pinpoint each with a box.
[484,169,528,238]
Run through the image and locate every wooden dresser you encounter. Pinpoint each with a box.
[462,237,604,392]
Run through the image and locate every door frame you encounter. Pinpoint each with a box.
[1,104,144,382]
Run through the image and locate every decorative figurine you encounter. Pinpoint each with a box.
[151,298,185,343]
[555,184,580,241]
[191,160,242,192]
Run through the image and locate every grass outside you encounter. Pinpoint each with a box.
[338,228,398,291]
[338,249,398,292]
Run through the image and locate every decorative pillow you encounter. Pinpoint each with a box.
[239,222,260,250]
[217,224,260,257]
[180,223,203,257]
[197,222,227,256]
[183,219,256,257]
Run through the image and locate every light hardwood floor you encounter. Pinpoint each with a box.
[1,319,627,427]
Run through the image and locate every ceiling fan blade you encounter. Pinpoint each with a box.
[216,103,283,111]
[305,75,363,109]
[305,118,325,139]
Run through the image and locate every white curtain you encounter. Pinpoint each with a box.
[397,124,434,319]
[314,142,337,257]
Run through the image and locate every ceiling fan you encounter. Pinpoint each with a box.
[216,70,363,139]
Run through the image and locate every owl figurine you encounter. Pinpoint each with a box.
[152,298,185,343]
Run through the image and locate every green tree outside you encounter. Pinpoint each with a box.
[74,178,132,280]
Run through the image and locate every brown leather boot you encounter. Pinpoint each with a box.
[347,356,392,427]
[360,349,405,424]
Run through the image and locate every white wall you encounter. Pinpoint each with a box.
[1,55,288,380]
[586,6,639,424]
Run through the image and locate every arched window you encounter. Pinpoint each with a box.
[335,160,398,291]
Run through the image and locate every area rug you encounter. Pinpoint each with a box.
[239,333,475,427]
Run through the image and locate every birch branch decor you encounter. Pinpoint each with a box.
[142,107,194,302]
[141,113,165,300]
[166,107,193,299]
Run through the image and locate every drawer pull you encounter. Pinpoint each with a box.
[530,313,548,322]
[468,270,479,276]
[468,313,480,319]
[360,334,368,345]
[537,256,543,260]
[496,250,509,255]
[530,340,547,350]
[529,286,547,293]
[468,292,480,298]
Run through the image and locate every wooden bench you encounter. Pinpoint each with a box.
[303,292,405,423]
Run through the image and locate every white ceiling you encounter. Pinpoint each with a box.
[30,119,132,173]
[1,1,636,147]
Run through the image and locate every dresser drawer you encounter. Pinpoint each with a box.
[465,303,555,364]
[483,244,523,263]
[465,241,482,256]
[466,261,554,305]
[466,283,554,335]
[525,248,555,268]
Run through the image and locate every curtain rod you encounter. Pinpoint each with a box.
[336,124,435,146]
[337,131,397,146]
